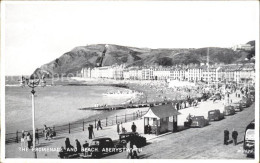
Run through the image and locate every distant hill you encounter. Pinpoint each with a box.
[32,43,254,77]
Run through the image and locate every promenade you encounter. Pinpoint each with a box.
[5,90,243,158]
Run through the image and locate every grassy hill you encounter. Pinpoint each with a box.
[32,43,253,77]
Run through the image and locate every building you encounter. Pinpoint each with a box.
[232,44,252,51]
[170,66,186,81]
[143,104,180,135]
[142,67,154,80]
[153,67,171,80]
[234,63,255,84]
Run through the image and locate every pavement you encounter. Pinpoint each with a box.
[5,90,251,159]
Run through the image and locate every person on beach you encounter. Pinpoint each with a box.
[232,128,238,146]
[131,122,137,132]
[75,139,82,154]
[224,129,229,145]
[97,119,102,130]
[21,130,26,148]
[26,132,32,149]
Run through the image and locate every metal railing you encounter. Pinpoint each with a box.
[5,111,147,144]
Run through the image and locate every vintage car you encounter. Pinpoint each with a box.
[243,120,255,157]
[208,109,224,121]
[223,105,235,116]
[239,98,252,108]
[190,116,209,128]
[231,103,243,112]
[209,93,221,100]
[88,137,117,158]
[117,132,146,148]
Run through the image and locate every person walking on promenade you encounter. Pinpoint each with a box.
[82,140,89,156]
[88,124,93,139]
[117,122,121,134]
[75,139,82,154]
[35,128,39,144]
[91,124,95,138]
[43,125,48,140]
[65,138,73,151]
[232,128,238,146]
[131,122,137,133]
[21,130,26,148]
[97,119,102,130]
[126,140,132,159]
[224,129,229,145]
[132,143,140,159]
[26,132,32,149]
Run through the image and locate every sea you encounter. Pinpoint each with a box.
[5,76,148,134]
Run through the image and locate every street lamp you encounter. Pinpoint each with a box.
[20,75,46,158]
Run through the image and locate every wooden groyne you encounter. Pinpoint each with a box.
[79,101,178,111]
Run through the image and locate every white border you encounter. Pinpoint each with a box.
[1,1,259,163]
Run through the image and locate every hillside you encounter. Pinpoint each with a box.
[32,44,253,77]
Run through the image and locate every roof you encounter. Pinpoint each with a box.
[143,104,180,119]
[92,137,112,141]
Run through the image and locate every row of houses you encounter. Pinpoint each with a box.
[81,63,255,84]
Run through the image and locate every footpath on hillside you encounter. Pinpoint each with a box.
[6,90,243,158]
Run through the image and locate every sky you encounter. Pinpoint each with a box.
[2,1,259,75]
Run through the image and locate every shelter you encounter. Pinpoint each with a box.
[143,104,180,135]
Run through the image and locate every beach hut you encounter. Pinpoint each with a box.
[143,104,180,135]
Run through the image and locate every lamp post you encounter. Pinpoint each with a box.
[20,75,46,158]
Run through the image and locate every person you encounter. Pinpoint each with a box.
[126,140,132,159]
[35,129,39,144]
[147,124,151,135]
[27,132,32,149]
[232,128,238,146]
[224,129,229,145]
[65,138,73,151]
[43,125,48,140]
[46,127,51,140]
[91,125,95,138]
[117,122,120,134]
[132,143,139,159]
[97,119,102,130]
[131,122,137,132]
[75,139,81,154]
[82,140,89,156]
[21,130,26,148]
[58,146,67,159]
[88,124,93,139]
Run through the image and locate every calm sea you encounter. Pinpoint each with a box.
[5,76,145,133]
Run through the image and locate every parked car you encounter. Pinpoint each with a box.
[231,103,243,112]
[240,97,252,108]
[88,137,118,158]
[190,116,209,128]
[209,93,221,100]
[243,120,255,157]
[208,109,224,121]
[117,132,146,148]
[223,105,235,116]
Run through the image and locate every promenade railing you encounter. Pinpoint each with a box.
[5,110,148,144]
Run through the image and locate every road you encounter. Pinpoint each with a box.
[106,102,255,159]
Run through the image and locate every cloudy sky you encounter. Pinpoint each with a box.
[2,1,259,75]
